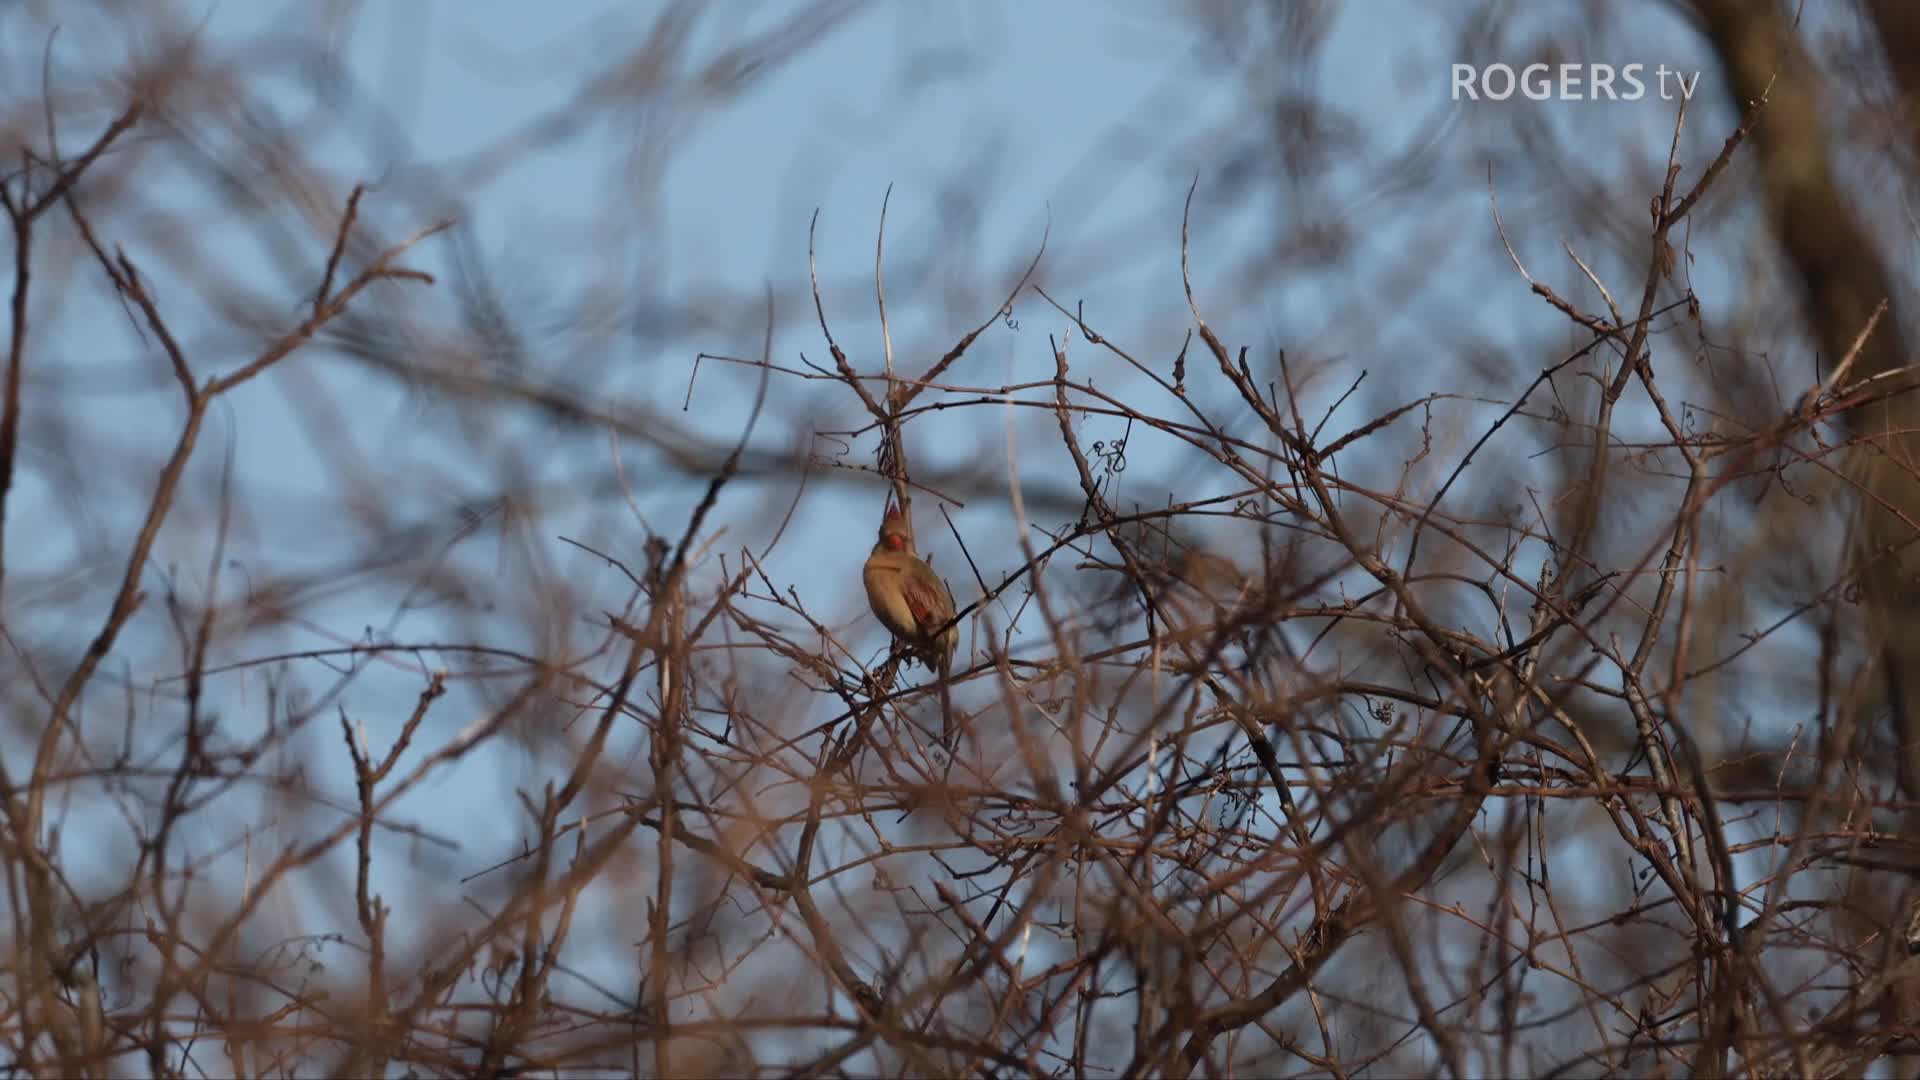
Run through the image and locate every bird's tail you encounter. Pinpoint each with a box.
[935,651,957,751]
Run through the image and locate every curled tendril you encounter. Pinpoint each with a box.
[1090,437,1127,476]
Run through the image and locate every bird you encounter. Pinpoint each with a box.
[862,503,960,741]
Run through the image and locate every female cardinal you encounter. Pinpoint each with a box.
[863,505,960,737]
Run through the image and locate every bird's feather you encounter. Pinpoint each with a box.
[863,548,958,665]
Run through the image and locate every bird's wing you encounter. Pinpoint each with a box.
[864,563,921,640]
[898,569,951,634]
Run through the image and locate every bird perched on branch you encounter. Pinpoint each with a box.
[863,503,960,741]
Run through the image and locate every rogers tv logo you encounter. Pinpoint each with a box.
[1451,63,1701,102]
